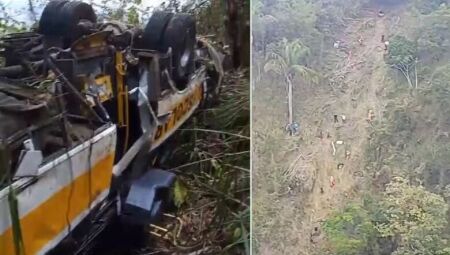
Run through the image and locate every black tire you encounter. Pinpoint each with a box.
[142,12,196,83]
[142,11,174,51]
[163,13,196,83]
[39,1,96,43]
[38,0,68,35]
[60,1,96,38]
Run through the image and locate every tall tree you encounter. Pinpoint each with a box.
[323,203,378,255]
[377,177,449,255]
[386,35,418,88]
[224,0,249,68]
[325,177,450,255]
[264,38,318,132]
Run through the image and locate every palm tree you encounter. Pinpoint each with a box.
[264,38,319,135]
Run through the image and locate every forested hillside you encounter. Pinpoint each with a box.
[252,0,450,254]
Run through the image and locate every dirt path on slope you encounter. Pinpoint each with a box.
[297,10,393,253]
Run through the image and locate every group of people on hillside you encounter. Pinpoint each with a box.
[334,9,389,55]
[379,10,389,52]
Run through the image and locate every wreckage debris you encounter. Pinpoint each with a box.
[310,226,322,244]
[330,176,336,188]
[367,109,375,122]
[334,114,347,123]
[333,40,340,49]
[286,122,300,136]
[345,150,351,159]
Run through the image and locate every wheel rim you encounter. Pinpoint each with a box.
[180,49,190,67]
[179,29,194,68]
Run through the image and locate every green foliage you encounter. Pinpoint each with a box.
[0,19,26,35]
[417,7,450,61]
[127,6,139,25]
[422,64,450,106]
[165,0,181,12]
[167,70,249,254]
[189,0,226,41]
[252,0,321,57]
[386,35,417,68]
[173,179,188,208]
[0,0,28,34]
[95,0,150,24]
[324,178,450,255]
[0,13,27,66]
[264,38,319,83]
[377,177,449,255]
[269,0,319,42]
[385,35,419,88]
[316,0,369,34]
[414,0,446,14]
[223,208,250,255]
[324,203,378,255]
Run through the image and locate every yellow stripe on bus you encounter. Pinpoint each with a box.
[0,153,114,255]
[154,83,203,142]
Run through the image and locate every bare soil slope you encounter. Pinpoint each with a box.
[253,6,406,254]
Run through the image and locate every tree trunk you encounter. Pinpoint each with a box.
[414,63,418,89]
[287,75,293,125]
[224,0,238,68]
[27,0,37,23]
[240,18,250,67]
[398,67,413,88]
[224,0,250,68]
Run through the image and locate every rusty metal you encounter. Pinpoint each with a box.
[45,55,104,123]
[1,60,43,75]
[71,31,111,60]
[0,1,223,253]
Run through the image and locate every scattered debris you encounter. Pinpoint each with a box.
[317,129,324,139]
[287,185,293,195]
[310,226,321,244]
[331,141,336,155]
[330,176,336,188]
[336,140,344,145]
[358,36,363,46]
[341,115,346,122]
[187,246,222,255]
[378,10,385,17]
[345,150,351,159]
[367,109,375,122]
[334,114,339,123]
[334,40,340,49]
[286,122,300,136]
[320,187,324,194]
[381,34,385,43]
[337,163,344,170]
[384,40,389,51]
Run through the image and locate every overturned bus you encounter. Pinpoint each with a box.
[0,1,223,254]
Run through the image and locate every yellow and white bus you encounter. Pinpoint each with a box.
[0,1,223,254]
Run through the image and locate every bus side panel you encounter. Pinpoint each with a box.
[0,126,117,255]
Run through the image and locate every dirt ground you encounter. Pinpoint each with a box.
[253,6,405,254]
[301,10,390,252]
